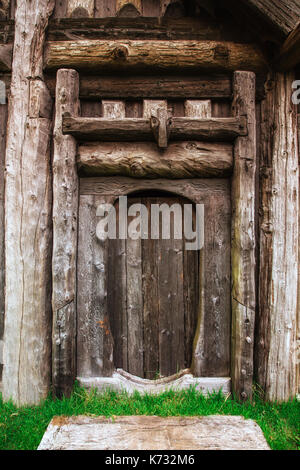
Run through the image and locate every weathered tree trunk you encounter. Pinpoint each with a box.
[52,69,80,398]
[0,102,7,380]
[231,71,256,401]
[2,0,54,406]
[257,72,299,401]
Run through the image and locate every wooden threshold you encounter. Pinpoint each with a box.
[77,369,231,395]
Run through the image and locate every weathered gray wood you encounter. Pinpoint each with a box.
[77,195,114,378]
[257,72,299,401]
[52,69,80,398]
[2,0,54,406]
[126,196,144,376]
[45,39,267,73]
[78,370,231,396]
[77,141,233,178]
[231,71,256,401]
[38,414,271,450]
[0,103,7,380]
[64,115,247,142]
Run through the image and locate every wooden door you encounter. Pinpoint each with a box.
[77,177,231,381]
[108,192,199,379]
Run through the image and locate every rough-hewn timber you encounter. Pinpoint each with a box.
[257,72,299,401]
[231,71,256,401]
[0,44,12,71]
[77,141,233,178]
[0,102,7,380]
[2,0,54,406]
[63,116,247,142]
[52,69,80,398]
[44,39,267,73]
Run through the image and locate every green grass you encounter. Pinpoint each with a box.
[0,384,299,450]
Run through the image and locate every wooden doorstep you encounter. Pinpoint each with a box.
[63,115,247,142]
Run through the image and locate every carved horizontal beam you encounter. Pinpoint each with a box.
[78,141,233,178]
[62,115,247,142]
[44,40,267,73]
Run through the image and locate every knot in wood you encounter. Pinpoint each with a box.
[112,45,129,60]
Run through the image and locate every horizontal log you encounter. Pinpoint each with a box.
[63,116,247,142]
[0,44,12,71]
[275,23,300,71]
[78,141,233,178]
[46,17,255,42]
[44,40,267,73]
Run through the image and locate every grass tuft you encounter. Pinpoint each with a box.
[0,383,299,450]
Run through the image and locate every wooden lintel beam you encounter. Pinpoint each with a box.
[275,22,300,71]
[44,40,267,73]
[62,115,247,143]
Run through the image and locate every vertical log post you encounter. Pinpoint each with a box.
[52,69,80,398]
[257,72,299,401]
[2,0,54,405]
[231,71,256,401]
[0,100,7,380]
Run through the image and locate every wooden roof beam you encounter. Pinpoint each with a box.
[275,22,300,71]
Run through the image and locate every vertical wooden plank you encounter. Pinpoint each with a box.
[102,100,126,119]
[0,102,7,381]
[107,199,128,371]
[185,100,231,378]
[54,0,67,17]
[67,0,94,17]
[52,69,80,398]
[126,196,144,376]
[77,195,114,377]
[142,0,160,17]
[257,72,299,401]
[95,0,116,17]
[2,0,55,406]
[157,195,185,377]
[231,71,256,401]
[142,196,159,379]
[81,100,102,117]
[126,101,143,118]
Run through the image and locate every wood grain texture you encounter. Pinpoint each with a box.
[44,39,267,73]
[67,0,94,17]
[63,115,247,142]
[77,141,233,178]
[52,69,80,398]
[276,23,300,71]
[2,0,55,406]
[231,71,256,401]
[0,103,7,375]
[257,72,299,401]
[0,44,12,71]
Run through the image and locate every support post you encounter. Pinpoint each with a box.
[231,71,256,401]
[52,69,80,398]
[257,72,299,401]
[2,0,55,406]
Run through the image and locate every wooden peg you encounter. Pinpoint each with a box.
[150,107,171,149]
